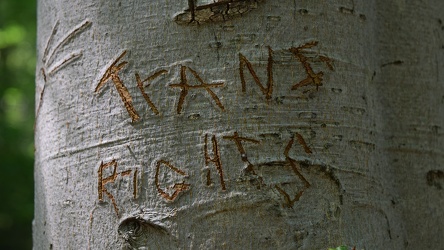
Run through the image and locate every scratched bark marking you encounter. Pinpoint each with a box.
[155,160,191,201]
[175,0,264,25]
[95,51,141,122]
[223,133,259,169]
[42,20,60,64]
[35,19,92,129]
[44,19,91,65]
[47,52,83,76]
[223,131,264,187]
[295,132,312,154]
[289,41,334,91]
[133,169,138,199]
[275,137,312,208]
[239,46,274,101]
[97,160,132,216]
[135,70,168,115]
[319,55,334,71]
[170,65,225,114]
[204,134,226,190]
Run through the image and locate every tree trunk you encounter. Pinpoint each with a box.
[34,0,443,249]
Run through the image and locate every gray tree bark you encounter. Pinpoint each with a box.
[34,0,444,249]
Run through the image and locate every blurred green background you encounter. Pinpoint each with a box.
[0,0,36,249]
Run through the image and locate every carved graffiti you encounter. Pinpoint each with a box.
[95,51,141,122]
[133,168,139,199]
[223,132,260,173]
[289,41,334,91]
[295,132,312,154]
[135,70,168,115]
[36,19,91,128]
[92,43,333,121]
[90,40,337,216]
[170,66,225,114]
[239,46,274,101]
[155,160,191,201]
[97,160,132,215]
[274,136,312,207]
[204,134,226,190]
[42,19,92,78]
[95,131,325,216]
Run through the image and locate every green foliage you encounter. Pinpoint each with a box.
[328,246,349,250]
[0,0,36,249]
[0,25,26,49]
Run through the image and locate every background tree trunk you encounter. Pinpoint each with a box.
[34,0,443,249]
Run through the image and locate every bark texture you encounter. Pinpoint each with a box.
[34,0,443,249]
